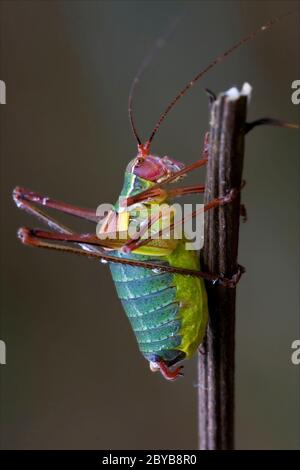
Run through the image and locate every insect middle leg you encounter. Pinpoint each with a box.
[122,154,208,206]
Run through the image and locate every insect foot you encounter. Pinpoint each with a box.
[12,186,25,208]
[220,180,246,206]
[217,264,246,288]
[221,188,239,205]
[17,227,32,245]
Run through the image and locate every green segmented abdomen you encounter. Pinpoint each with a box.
[109,252,183,364]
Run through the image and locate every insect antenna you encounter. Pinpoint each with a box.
[147,11,292,147]
[128,16,182,149]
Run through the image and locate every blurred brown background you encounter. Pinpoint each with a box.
[0,0,299,450]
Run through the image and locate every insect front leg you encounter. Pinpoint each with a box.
[122,186,245,288]
[122,155,208,207]
[123,186,242,253]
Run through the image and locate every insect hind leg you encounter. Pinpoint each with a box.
[13,186,100,223]
[13,190,104,256]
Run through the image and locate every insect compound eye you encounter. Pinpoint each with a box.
[135,157,144,167]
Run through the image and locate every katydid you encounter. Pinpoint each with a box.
[13,14,295,381]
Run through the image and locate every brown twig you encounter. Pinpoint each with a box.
[198,85,249,450]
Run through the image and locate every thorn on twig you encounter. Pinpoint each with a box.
[244,117,299,134]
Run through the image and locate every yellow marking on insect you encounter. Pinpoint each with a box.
[117,211,130,232]
[132,238,178,257]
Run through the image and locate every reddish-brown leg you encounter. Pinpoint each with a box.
[119,184,206,253]
[17,228,242,286]
[123,187,240,253]
[13,186,100,223]
[122,184,205,205]
[19,228,123,250]
[122,157,208,207]
[12,194,107,259]
[14,184,243,286]
[13,194,73,235]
